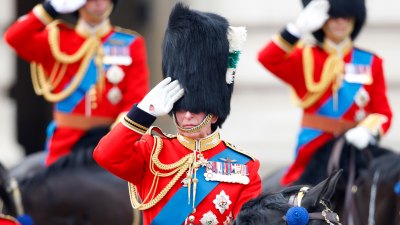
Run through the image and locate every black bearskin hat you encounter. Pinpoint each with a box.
[302,0,366,42]
[162,3,237,128]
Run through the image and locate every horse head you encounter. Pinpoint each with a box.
[234,170,343,225]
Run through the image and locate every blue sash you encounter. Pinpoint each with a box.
[151,148,251,225]
[55,32,136,112]
[44,120,56,155]
[295,49,373,153]
[56,59,97,112]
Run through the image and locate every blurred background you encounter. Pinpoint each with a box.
[1,0,399,177]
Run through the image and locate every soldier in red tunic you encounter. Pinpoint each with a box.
[94,3,261,225]
[258,0,392,185]
[4,0,149,165]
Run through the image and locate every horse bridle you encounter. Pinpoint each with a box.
[1,178,24,216]
[284,187,342,225]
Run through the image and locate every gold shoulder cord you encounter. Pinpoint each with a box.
[223,140,255,161]
[294,46,344,108]
[128,136,195,210]
[30,21,102,102]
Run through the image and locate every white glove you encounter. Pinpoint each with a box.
[138,77,184,117]
[49,0,87,14]
[344,126,376,150]
[290,0,330,36]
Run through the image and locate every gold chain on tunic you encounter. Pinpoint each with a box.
[293,46,344,109]
[30,21,103,102]
[128,136,196,210]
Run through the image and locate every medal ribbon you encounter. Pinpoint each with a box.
[56,32,136,112]
[296,49,373,153]
[151,147,251,225]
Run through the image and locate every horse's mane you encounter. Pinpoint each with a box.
[245,192,290,211]
[235,192,288,225]
[19,127,109,187]
[369,151,400,183]
[237,185,306,225]
[19,146,98,187]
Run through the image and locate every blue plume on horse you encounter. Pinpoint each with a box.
[286,206,309,225]
[17,214,33,225]
[395,181,400,196]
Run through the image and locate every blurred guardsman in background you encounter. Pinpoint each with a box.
[94,3,261,225]
[258,0,392,185]
[4,0,149,166]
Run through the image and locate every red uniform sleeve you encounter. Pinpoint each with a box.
[4,7,51,64]
[232,159,262,217]
[121,36,150,112]
[368,56,393,134]
[93,123,153,184]
[258,39,308,96]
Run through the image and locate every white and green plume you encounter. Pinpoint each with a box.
[226,26,247,84]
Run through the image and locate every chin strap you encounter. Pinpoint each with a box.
[173,114,213,134]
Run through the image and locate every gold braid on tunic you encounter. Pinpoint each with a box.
[293,45,344,109]
[128,136,196,210]
[30,21,103,102]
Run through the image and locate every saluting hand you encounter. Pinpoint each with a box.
[138,77,184,117]
[288,0,330,37]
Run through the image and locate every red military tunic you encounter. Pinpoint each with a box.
[258,30,392,185]
[4,4,149,165]
[94,105,262,225]
[0,215,20,225]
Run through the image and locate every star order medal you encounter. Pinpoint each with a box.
[200,211,218,225]
[213,190,232,214]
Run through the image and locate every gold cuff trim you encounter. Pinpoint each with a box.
[359,113,388,136]
[122,116,148,134]
[110,112,127,129]
[177,129,221,152]
[33,4,54,25]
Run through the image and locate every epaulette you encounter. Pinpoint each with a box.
[146,126,176,139]
[223,140,255,161]
[114,26,142,37]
